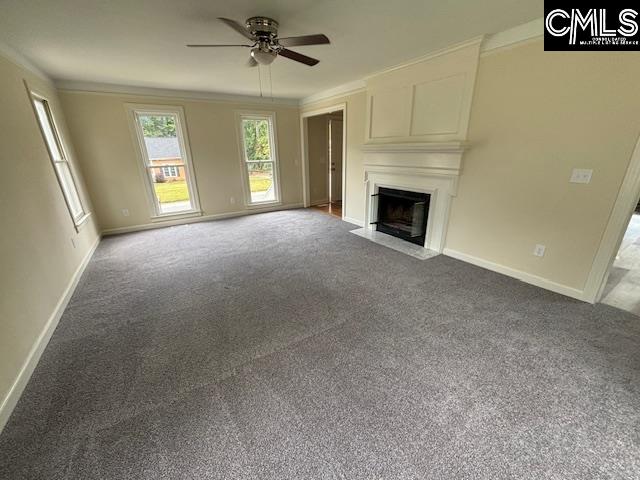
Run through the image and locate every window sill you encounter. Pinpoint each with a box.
[74,212,92,232]
[245,201,282,210]
[150,210,202,223]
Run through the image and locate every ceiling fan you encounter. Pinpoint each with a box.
[187,17,330,67]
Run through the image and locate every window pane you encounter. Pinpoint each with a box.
[32,95,86,223]
[150,166,193,214]
[55,162,84,219]
[136,113,195,215]
[248,161,275,203]
[33,99,63,161]
[242,119,271,161]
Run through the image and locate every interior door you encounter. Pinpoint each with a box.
[329,118,343,202]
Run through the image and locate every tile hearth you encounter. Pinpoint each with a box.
[350,228,439,260]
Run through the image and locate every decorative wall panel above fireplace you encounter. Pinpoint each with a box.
[364,38,481,144]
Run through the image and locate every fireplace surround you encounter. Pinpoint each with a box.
[362,141,467,252]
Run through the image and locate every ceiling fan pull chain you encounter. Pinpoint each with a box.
[257,64,263,98]
[268,64,273,102]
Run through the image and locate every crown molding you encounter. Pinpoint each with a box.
[2,17,542,108]
[300,79,366,106]
[365,36,485,82]
[300,36,484,107]
[481,18,543,55]
[55,80,300,107]
[301,19,543,107]
[0,41,53,85]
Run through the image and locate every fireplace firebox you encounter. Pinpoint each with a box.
[373,187,430,246]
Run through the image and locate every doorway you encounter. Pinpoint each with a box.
[306,110,343,218]
[585,133,640,306]
[301,104,347,220]
[600,200,640,314]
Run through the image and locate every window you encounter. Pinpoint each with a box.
[162,166,179,177]
[31,94,87,225]
[238,113,280,205]
[127,105,200,217]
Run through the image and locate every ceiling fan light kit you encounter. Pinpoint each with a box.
[187,16,330,67]
[250,47,277,65]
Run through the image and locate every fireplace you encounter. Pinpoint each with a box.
[374,187,430,246]
[362,142,465,253]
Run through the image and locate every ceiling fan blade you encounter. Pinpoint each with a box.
[218,17,255,41]
[247,56,258,67]
[277,34,330,47]
[278,48,319,66]
[186,44,251,47]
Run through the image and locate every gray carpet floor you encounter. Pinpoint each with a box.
[1,209,639,479]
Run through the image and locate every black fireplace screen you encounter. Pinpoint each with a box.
[373,187,430,246]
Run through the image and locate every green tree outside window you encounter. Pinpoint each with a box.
[140,115,177,138]
[243,119,271,171]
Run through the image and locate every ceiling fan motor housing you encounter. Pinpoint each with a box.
[245,17,279,39]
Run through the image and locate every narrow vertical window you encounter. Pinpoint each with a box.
[31,95,87,225]
[128,106,200,217]
[239,114,280,205]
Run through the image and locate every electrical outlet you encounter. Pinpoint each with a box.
[230,197,235,204]
[533,244,546,257]
[570,168,593,184]
[122,208,130,217]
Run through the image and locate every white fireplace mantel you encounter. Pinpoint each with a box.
[362,141,468,153]
[362,141,468,253]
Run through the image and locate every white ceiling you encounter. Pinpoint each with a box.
[0,0,540,100]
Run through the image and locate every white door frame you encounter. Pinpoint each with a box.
[300,103,347,219]
[583,133,640,303]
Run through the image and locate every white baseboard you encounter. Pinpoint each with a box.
[0,235,101,434]
[443,248,587,302]
[343,216,365,227]
[102,203,304,236]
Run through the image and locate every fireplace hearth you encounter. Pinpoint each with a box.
[373,187,430,246]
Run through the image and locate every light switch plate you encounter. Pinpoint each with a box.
[570,168,593,184]
[533,244,546,257]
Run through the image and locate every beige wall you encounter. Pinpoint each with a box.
[0,54,99,427]
[302,92,367,222]
[59,92,303,232]
[447,40,640,291]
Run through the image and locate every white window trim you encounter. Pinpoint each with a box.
[235,111,282,208]
[125,104,202,220]
[26,83,90,231]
